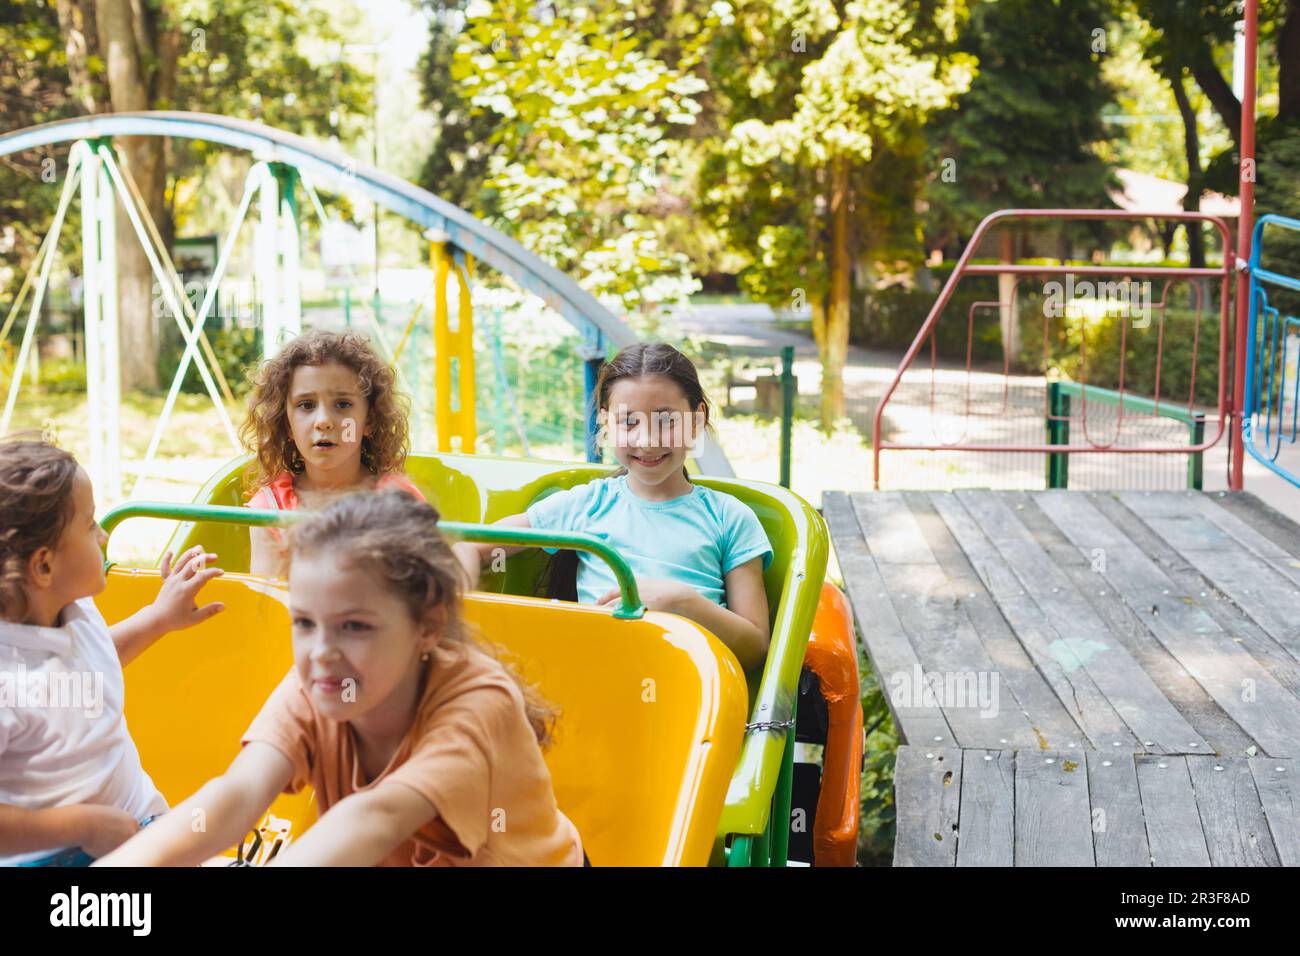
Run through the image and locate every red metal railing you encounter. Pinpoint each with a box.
[871,209,1234,489]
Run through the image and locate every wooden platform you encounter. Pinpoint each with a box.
[825,489,1300,867]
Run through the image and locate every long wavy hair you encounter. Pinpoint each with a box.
[240,330,411,498]
[541,342,714,601]
[0,436,80,622]
[289,490,558,748]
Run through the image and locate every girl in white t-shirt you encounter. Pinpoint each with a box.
[0,438,226,866]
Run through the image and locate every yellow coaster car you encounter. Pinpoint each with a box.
[98,452,861,866]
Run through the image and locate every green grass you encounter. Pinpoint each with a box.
[8,388,247,465]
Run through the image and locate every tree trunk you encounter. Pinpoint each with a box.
[822,155,851,433]
[1279,0,1300,125]
[1172,72,1205,269]
[95,0,160,391]
[1190,57,1241,149]
[997,229,1020,362]
[55,0,97,112]
[810,296,826,352]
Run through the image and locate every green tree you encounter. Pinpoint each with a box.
[416,1,502,216]
[0,2,84,304]
[447,0,710,322]
[702,0,974,430]
[1135,1,1300,307]
[5,0,370,390]
[924,0,1120,251]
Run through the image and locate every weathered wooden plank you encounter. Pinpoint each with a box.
[824,493,954,747]
[1185,494,1300,590]
[1249,758,1300,866]
[851,493,1040,749]
[956,490,1203,753]
[910,492,1085,750]
[893,746,962,867]
[1212,491,1300,569]
[932,491,1138,751]
[1035,490,1300,758]
[956,749,1015,867]
[1087,753,1151,867]
[1135,756,1211,866]
[1014,750,1094,866]
[1185,757,1281,866]
[1079,493,1284,754]
[1122,491,1300,664]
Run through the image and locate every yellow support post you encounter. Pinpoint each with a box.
[430,240,476,454]
[454,250,476,455]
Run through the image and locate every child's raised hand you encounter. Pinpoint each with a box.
[153,546,226,632]
[75,805,142,859]
[596,578,694,615]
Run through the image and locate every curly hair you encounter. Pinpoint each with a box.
[0,436,79,622]
[240,330,412,498]
[287,490,558,748]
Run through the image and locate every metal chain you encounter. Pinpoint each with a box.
[745,717,796,733]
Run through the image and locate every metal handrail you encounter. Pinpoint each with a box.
[871,208,1234,488]
[99,501,646,619]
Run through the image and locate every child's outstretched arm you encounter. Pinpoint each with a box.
[267,781,436,867]
[450,512,535,590]
[109,545,226,666]
[0,803,139,859]
[597,557,771,670]
[93,742,291,867]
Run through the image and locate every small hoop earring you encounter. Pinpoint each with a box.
[420,651,431,662]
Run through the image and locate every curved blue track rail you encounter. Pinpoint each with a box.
[0,111,740,474]
[0,111,634,353]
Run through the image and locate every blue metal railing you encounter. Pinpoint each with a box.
[1243,213,1300,487]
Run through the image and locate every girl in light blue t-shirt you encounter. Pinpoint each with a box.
[454,343,772,670]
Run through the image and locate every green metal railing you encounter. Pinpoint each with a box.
[1046,381,1207,490]
[99,501,646,619]
[700,342,797,489]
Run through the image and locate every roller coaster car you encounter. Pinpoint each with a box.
[99,452,861,866]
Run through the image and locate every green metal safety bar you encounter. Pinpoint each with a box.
[98,501,646,619]
[1046,380,1207,490]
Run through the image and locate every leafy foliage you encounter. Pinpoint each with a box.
[447,0,710,321]
[924,0,1120,252]
[702,0,975,313]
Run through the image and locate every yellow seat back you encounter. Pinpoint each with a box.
[465,593,747,865]
[101,567,747,865]
[98,569,318,846]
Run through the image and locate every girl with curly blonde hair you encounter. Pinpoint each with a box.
[241,330,425,576]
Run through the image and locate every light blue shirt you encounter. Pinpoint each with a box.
[525,475,774,607]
